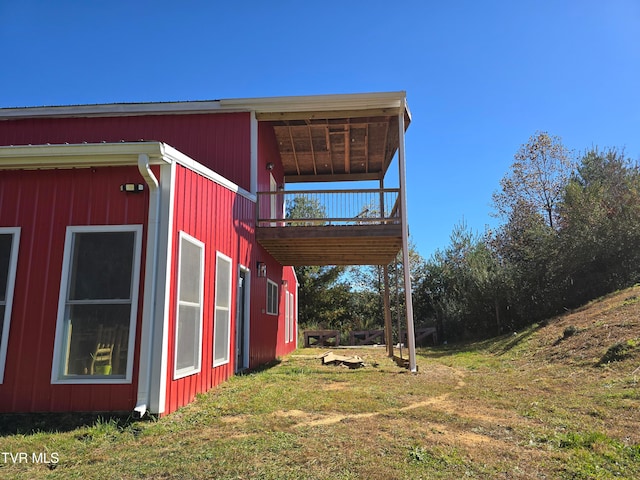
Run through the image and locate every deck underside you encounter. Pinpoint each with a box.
[256,224,402,266]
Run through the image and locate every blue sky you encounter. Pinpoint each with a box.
[1,0,639,258]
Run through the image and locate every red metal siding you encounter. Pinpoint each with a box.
[0,112,252,191]
[0,167,148,413]
[164,164,256,415]
[163,163,299,415]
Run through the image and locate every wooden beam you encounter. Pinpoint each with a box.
[287,125,301,176]
[324,125,334,175]
[307,125,317,175]
[284,172,382,183]
[365,124,369,174]
[344,123,351,174]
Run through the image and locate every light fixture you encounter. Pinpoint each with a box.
[266,162,274,171]
[257,262,267,277]
[120,183,144,193]
[281,279,288,287]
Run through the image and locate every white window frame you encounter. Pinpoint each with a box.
[284,288,290,344]
[0,227,21,384]
[266,279,278,316]
[213,252,233,367]
[173,231,205,380]
[288,291,295,344]
[51,225,142,384]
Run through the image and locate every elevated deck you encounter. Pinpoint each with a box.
[256,188,402,266]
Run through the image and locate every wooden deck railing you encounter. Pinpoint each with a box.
[257,188,401,227]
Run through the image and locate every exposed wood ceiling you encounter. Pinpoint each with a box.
[261,110,410,183]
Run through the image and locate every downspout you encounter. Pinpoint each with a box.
[134,153,161,417]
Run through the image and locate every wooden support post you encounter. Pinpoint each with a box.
[383,265,393,357]
[380,177,393,357]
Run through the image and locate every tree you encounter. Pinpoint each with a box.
[286,195,350,329]
[491,199,562,323]
[348,239,426,336]
[559,147,640,304]
[493,132,572,229]
[417,221,507,341]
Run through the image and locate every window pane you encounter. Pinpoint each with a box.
[64,304,131,376]
[214,307,229,364]
[69,232,135,300]
[176,304,200,371]
[179,239,202,303]
[0,234,12,302]
[215,257,231,309]
[0,305,4,338]
[213,255,232,365]
[267,282,278,314]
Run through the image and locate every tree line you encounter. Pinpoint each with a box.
[292,132,640,343]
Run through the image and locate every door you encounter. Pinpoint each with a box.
[235,268,250,372]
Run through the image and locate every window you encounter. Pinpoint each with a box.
[213,253,232,367]
[288,291,295,343]
[52,225,142,383]
[284,289,290,343]
[174,232,204,379]
[0,228,20,383]
[267,280,278,315]
[284,291,295,344]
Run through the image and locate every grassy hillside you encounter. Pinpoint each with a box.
[2,286,639,479]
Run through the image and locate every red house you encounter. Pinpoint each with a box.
[0,92,415,416]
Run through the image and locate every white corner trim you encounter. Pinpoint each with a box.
[150,162,176,415]
[161,144,256,202]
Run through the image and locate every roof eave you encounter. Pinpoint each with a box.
[0,91,410,121]
[0,142,171,169]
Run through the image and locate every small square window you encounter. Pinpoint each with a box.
[267,280,278,315]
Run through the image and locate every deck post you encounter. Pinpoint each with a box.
[383,265,393,357]
[380,177,394,357]
[398,106,417,372]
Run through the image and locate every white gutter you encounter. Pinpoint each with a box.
[134,153,161,417]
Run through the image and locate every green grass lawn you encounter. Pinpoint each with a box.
[2,288,639,479]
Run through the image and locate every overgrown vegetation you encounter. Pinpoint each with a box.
[295,134,640,343]
[2,287,639,479]
[421,139,640,341]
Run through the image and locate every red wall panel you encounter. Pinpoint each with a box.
[0,167,148,413]
[0,112,252,191]
[163,165,256,415]
[162,163,298,416]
